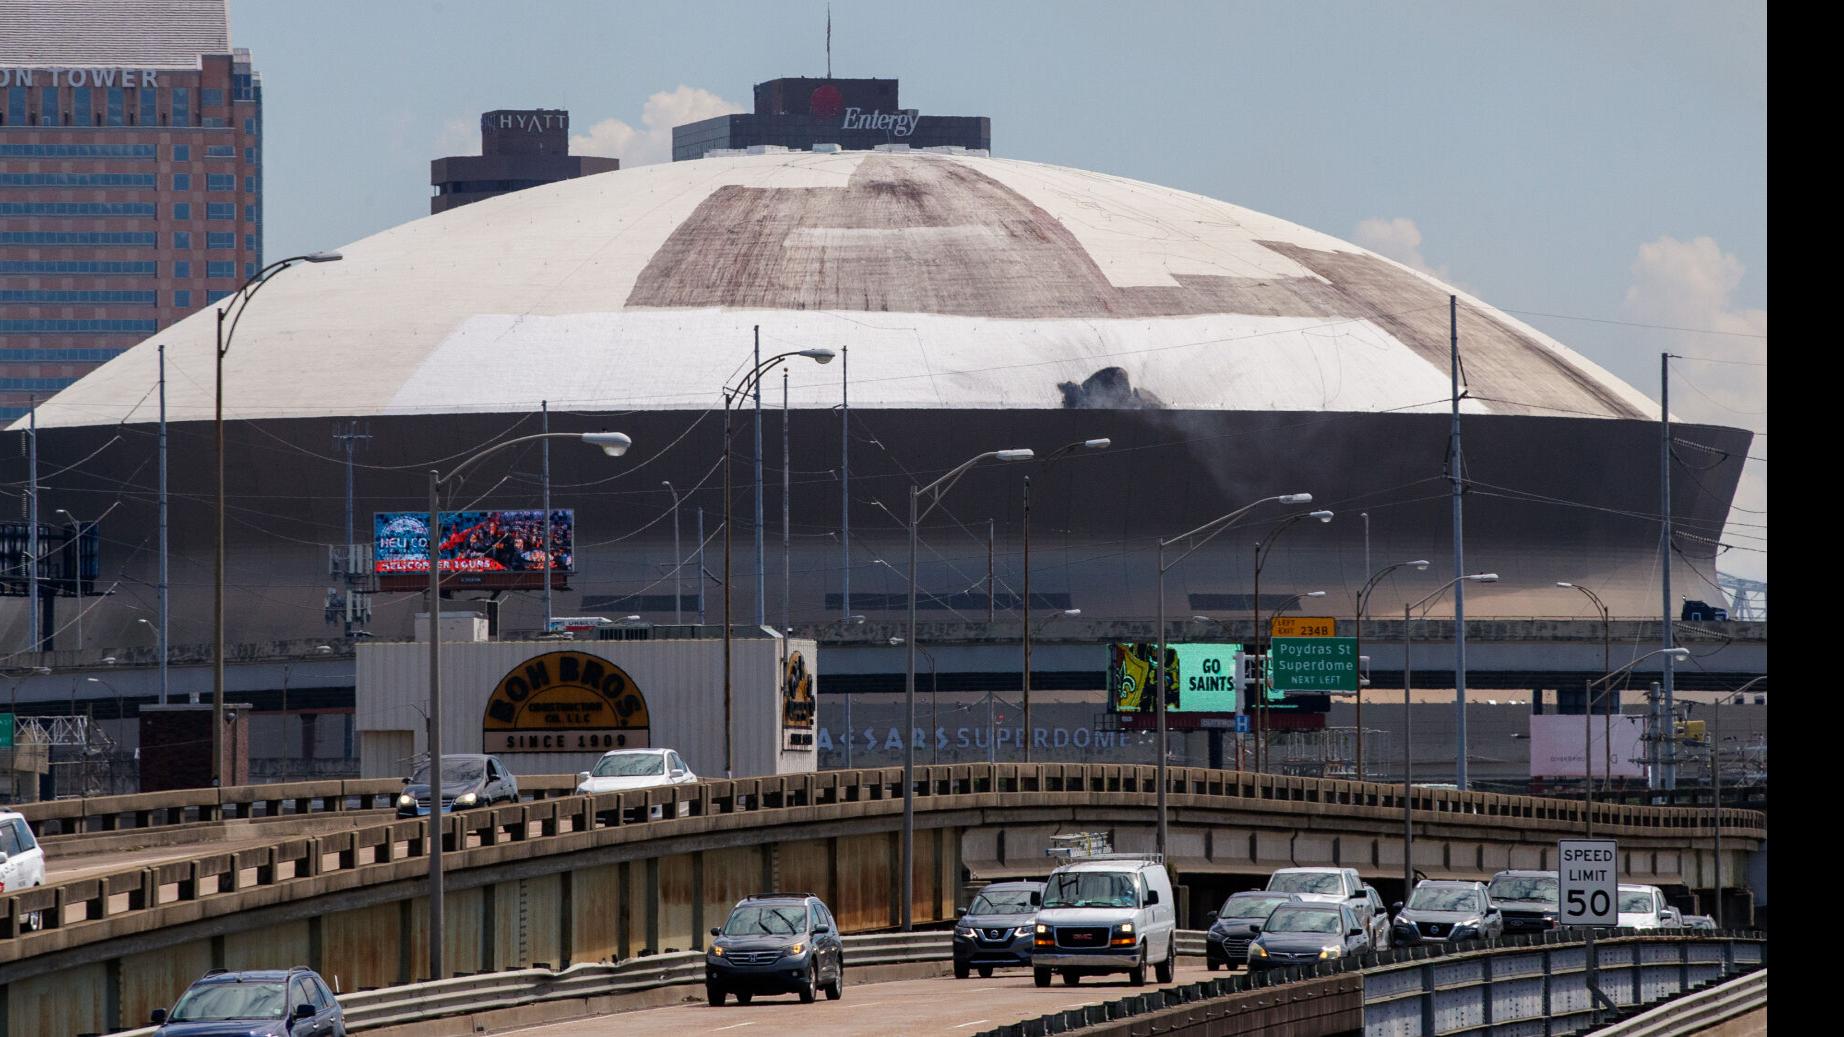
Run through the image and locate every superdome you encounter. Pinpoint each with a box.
[29,150,1657,428]
[7,149,1747,651]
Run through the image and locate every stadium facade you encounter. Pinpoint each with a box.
[2,150,1748,656]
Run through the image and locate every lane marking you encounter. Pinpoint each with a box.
[951,1021,990,1029]
[711,1023,757,1032]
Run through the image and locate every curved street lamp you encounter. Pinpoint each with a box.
[903,446,1034,930]
[721,340,835,781]
[1401,572,1498,897]
[422,428,632,981]
[213,250,342,786]
[1250,510,1333,772]
[1153,492,1312,860]
[1556,582,1613,797]
[1354,560,1431,781]
[1578,645,1691,836]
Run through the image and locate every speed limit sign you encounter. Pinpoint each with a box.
[1558,839,1618,926]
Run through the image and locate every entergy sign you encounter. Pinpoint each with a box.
[1558,838,1618,926]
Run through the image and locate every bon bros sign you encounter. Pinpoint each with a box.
[482,650,649,753]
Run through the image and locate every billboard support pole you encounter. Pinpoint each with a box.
[25,397,36,655]
[425,468,446,982]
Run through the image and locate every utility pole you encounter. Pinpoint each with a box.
[840,345,849,620]
[1659,353,1677,791]
[333,420,372,639]
[158,346,170,704]
[753,327,766,627]
[541,401,553,633]
[783,370,791,633]
[26,397,38,654]
[987,519,995,622]
[1021,475,1032,763]
[1450,295,1471,791]
[696,506,706,625]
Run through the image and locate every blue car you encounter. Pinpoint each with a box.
[151,968,345,1037]
[396,754,520,817]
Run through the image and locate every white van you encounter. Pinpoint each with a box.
[0,811,45,929]
[1030,855,1176,987]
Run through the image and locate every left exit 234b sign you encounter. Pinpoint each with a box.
[482,650,650,752]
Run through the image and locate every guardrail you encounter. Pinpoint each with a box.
[1590,965,1766,1036]
[976,930,1765,1037]
[0,763,1768,956]
[103,930,957,1037]
[17,775,583,838]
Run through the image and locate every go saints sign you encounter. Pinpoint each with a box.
[482,650,649,753]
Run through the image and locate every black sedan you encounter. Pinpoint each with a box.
[396,754,520,818]
[1247,904,1371,972]
[1205,891,1303,971]
[953,881,1045,978]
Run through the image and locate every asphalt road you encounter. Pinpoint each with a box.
[499,965,1223,1037]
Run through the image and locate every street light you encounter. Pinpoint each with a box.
[835,614,866,768]
[213,250,342,787]
[54,506,114,655]
[1401,573,1498,897]
[1555,581,1613,812]
[1354,561,1431,782]
[903,446,1034,930]
[1250,510,1333,773]
[1154,492,1311,860]
[664,481,683,625]
[721,341,835,780]
[888,637,939,763]
[1022,438,1109,762]
[1700,674,1763,927]
[1579,646,1691,836]
[423,428,632,981]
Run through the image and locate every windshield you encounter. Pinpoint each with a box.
[722,904,809,936]
[1221,895,1293,918]
[1043,871,1139,909]
[1267,872,1344,895]
[170,982,287,1022]
[1264,907,1342,934]
[1408,888,1483,913]
[970,890,1037,915]
[592,752,665,777]
[1619,891,1656,914]
[410,758,485,786]
[1488,875,1559,903]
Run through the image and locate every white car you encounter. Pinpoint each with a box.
[575,748,698,818]
[1616,884,1671,930]
[0,811,46,930]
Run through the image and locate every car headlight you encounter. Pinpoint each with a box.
[1116,923,1134,934]
[787,942,804,956]
[1249,943,1269,958]
[709,946,725,956]
[454,792,478,807]
[1319,946,1342,960]
[1035,923,1049,934]
[1013,926,1034,938]
[397,794,414,808]
[956,927,975,938]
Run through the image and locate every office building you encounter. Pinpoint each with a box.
[673,77,989,160]
[0,0,261,421]
[430,109,618,214]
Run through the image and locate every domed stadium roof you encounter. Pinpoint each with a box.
[28,149,1657,429]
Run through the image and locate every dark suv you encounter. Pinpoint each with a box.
[705,893,845,1005]
[952,881,1044,978]
[1486,869,1560,935]
[151,967,344,1037]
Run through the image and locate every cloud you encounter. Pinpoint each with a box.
[1620,235,1768,587]
[1351,216,1467,290]
[433,116,478,157]
[571,85,745,167]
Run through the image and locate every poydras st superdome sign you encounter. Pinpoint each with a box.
[482,650,649,752]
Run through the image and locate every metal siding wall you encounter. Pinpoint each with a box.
[355,637,817,779]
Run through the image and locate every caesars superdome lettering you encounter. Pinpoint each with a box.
[482,650,649,753]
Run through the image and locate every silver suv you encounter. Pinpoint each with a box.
[1264,868,1381,944]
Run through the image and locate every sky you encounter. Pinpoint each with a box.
[226,0,1766,584]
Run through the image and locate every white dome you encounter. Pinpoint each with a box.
[26,149,1656,429]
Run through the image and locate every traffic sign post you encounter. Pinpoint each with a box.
[1559,838,1620,1023]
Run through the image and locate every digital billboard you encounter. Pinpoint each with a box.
[374,510,574,587]
[1107,642,1242,714]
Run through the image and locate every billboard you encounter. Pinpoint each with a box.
[375,509,574,576]
[1107,642,1242,714]
[1529,714,1645,778]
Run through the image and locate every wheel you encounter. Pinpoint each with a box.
[825,962,843,1000]
[706,985,726,1007]
[798,964,818,1003]
[735,992,753,1005]
[977,965,993,978]
[1207,959,1220,972]
[1034,967,1052,988]
[1061,970,1080,986]
[954,960,970,979]
[1154,949,1174,984]
[1127,948,1147,987]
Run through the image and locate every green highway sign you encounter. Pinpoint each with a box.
[1269,637,1358,692]
[0,712,12,749]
